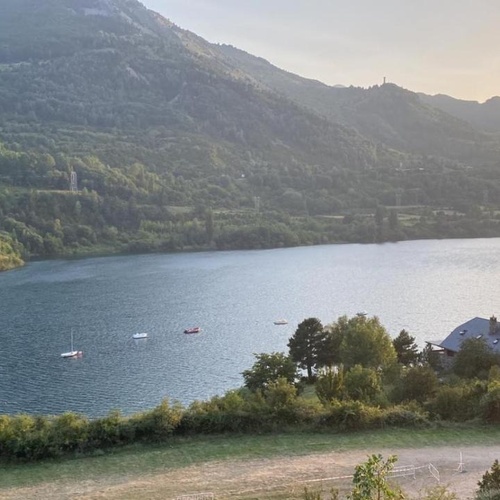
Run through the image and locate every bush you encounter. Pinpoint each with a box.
[480,382,500,424]
[453,338,499,380]
[315,366,345,404]
[422,485,458,499]
[344,365,382,403]
[391,365,439,404]
[426,383,484,422]
[380,406,429,428]
[47,412,90,456]
[318,400,383,431]
[477,460,500,499]
[87,410,129,448]
[130,399,183,441]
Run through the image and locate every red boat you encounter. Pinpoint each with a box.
[184,327,201,334]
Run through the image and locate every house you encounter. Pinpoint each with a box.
[427,316,500,359]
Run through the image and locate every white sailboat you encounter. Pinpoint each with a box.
[61,330,83,358]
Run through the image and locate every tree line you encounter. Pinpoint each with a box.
[2,315,500,463]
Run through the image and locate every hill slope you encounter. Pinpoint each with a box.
[1,0,500,266]
[217,45,500,164]
[0,0,383,174]
[419,94,500,133]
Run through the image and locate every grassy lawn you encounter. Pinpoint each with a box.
[2,425,500,490]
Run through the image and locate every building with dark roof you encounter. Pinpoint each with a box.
[427,316,500,360]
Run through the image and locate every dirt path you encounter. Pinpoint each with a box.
[2,445,499,499]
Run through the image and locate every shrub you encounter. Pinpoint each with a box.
[426,383,483,422]
[88,410,128,448]
[350,454,402,500]
[391,366,439,404]
[315,366,345,404]
[477,459,500,499]
[130,399,183,441]
[319,400,383,431]
[381,406,429,428]
[480,382,500,424]
[47,412,90,456]
[421,485,458,499]
[453,338,499,379]
[344,365,382,403]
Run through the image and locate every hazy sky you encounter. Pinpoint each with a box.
[143,0,499,102]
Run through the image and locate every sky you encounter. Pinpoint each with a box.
[142,0,499,103]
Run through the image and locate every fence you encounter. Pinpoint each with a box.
[175,493,214,500]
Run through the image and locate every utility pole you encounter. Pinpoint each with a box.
[70,171,78,192]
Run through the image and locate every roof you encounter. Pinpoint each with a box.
[434,317,500,353]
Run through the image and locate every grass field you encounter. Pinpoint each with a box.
[2,425,500,491]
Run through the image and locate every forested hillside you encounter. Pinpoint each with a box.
[0,0,500,269]
[218,45,500,164]
[0,232,23,271]
[419,94,500,133]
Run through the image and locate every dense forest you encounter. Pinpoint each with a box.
[0,0,500,270]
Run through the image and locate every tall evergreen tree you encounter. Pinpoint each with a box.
[288,317,326,381]
[393,329,419,366]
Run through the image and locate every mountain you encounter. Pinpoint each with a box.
[1,0,500,267]
[217,45,500,164]
[419,94,500,133]
[0,0,382,173]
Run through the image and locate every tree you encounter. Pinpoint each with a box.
[263,377,298,410]
[344,365,382,403]
[205,209,214,243]
[242,352,297,391]
[392,365,439,404]
[420,344,442,371]
[315,366,345,404]
[453,338,499,379]
[334,315,397,369]
[393,329,419,366]
[349,454,401,500]
[288,318,326,381]
[477,459,500,499]
[317,327,344,368]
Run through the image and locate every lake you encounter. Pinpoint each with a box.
[1,238,500,417]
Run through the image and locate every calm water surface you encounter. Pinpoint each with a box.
[1,238,500,417]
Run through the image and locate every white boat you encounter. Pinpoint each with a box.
[61,330,83,358]
[133,332,148,339]
[274,319,288,325]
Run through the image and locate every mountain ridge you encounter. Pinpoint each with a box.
[216,44,499,163]
[419,92,500,133]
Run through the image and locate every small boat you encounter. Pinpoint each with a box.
[274,319,288,325]
[184,327,201,334]
[356,311,368,317]
[61,330,83,358]
[132,332,148,339]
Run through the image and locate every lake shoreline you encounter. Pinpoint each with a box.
[2,237,500,416]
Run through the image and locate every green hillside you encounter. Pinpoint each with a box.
[218,45,500,164]
[0,231,23,271]
[1,0,500,269]
[419,94,500,133]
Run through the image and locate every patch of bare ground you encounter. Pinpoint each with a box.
[1,445,499,499]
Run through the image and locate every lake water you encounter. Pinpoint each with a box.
[1,238,500,417]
